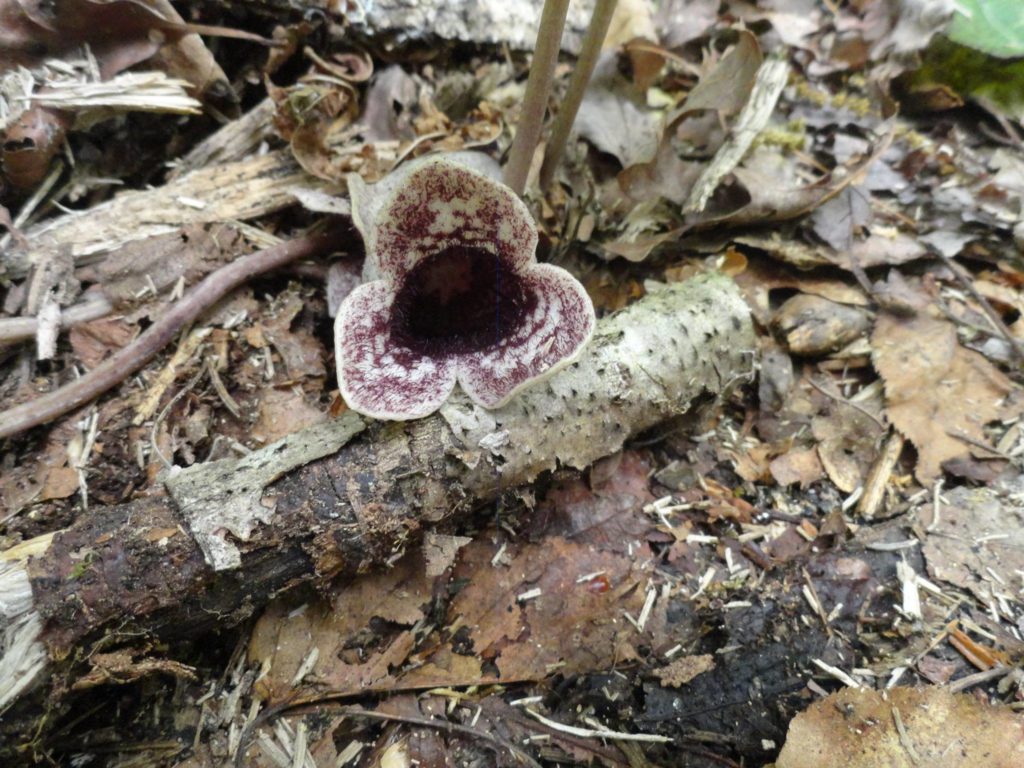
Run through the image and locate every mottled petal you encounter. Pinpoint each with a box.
[335,281,457,420]
[372,156,538,284]
[456,264,597,408]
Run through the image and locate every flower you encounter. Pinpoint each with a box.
[335,153,596,420]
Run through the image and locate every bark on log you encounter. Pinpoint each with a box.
[0,272,754,716]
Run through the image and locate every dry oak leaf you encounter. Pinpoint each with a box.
[774,685,1024,768]
[873,309,1020,482]
[248,537,659,700]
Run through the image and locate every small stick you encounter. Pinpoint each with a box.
[856,429,904,519]
[945,428,1012,459]
[524,707,671,742]
[539,0,619,190]
[947,665,1011,694]
[806,375,887,430]
[503,0,571,196]
[936,252,1024,365]
[0,296,114,346]
[0,230,337,440]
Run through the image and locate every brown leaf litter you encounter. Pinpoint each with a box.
[774,686,1024,768]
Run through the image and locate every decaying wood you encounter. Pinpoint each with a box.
[0,272,754,715]
[170,98,277,178]
[0,149,325,280]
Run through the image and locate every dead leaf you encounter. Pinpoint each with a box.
[248,553,431,701]
[249,532,666,700]
[538,450,656,551]
[675,30,762,118]
[734,254,870,326]
[870,0,955,58]
[40,465,78,501]
[618,140,702,206]
[873,305,1020,482]
[575,52,660,168]
[604,0,656,52]
[601,228,681,263]
[0,0,186,74]
[401,536,660,687]
[921,479,1024,606]
[273,81,361,182]
[809,186,872,253]
[653,0,720,49]
[69,317,137,368]
[734,230,926,271]
[775,686,1024,768]
[361,65,419,142]
[260,291,327,380]
[746,0,821,49]
[769,446,825,488]
[916,655,957,685]
[812,389,885,494]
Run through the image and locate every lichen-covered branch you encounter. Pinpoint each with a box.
[0,273,753,717]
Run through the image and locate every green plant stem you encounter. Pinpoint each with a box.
[539,0,618,190]
[503,0,571,196]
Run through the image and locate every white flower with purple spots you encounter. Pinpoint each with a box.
[335,154,595,420]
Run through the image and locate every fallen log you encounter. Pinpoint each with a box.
[0,272,754,724]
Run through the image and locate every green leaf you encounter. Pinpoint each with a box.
[915,36,1024,121]
[948,0,1024,59]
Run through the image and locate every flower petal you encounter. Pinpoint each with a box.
[372,156,538,284]
[335,281,457,420]
[456,263,597,408]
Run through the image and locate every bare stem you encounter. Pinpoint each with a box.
[502,0,571,196]
[0,230,337,440]
[0,296,113,347]
[539,0,618,190]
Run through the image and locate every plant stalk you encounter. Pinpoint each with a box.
[503,0,572,196]
[539,0,619,190]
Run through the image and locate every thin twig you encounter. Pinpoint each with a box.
[936,252,1024,365]
[503,0,571,196]
[856,429,904,519]
[0,296,114,347]
[806,376,888,429]
[524,707,671,743]
[947,665,1011,694]
[945,428,1012,459]
[539,0,618,190]
[0,230,337,440]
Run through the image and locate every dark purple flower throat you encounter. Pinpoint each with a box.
[390,245,536,357]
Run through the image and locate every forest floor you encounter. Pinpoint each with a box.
[1,1,1023,766]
